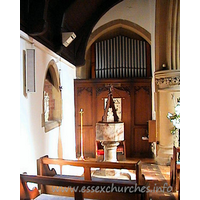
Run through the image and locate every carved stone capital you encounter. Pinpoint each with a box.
[155,70,180,89]
[156,76,180,86]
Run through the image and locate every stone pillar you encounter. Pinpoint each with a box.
[155,70,180,165]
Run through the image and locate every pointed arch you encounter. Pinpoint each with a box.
[43,59,62,132]
[86,19,151,54]
[45,59,60,91]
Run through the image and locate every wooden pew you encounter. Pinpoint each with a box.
[20,174,149,200]
[36,155,148,199]
[170,146,180,192]
[20,175,39,199]
[37,155,145,184]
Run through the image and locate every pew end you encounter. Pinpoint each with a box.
[37,155,57,176]
[20,177,39,200]
[136,160,146,186]
[170,146,180,193]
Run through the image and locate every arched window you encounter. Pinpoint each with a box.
[43,60,62,132]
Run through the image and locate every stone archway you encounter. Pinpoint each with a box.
[77,19,151,79]
[46,59,60,91]
[43,59,62,132]
[86,19,151,54]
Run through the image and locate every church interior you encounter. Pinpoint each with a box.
[17,0,193,199]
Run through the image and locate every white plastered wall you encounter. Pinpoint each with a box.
[93,0,154,34]
[20,31,76,175]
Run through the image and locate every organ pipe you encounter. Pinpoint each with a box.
[95,35,149,78]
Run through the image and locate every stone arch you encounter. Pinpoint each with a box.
[86,19,151,54]
[76,19,152,79]
[45,59,60,91]
[43,59,62,132]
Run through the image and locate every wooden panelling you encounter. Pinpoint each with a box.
[148,120,156,142]
[134,86,151,125]
[96,86,107,122]
[74,79,152,158]
[76,87,93,126]
[133,128,151,157]
[76,127,95,158]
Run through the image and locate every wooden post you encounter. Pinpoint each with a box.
[84,167,91,180]
[146,42,151,77]
[91,43,96,79]
[74,191,84,200]
[39,159,45,193]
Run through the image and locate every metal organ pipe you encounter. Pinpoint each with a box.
[95,35,148,78]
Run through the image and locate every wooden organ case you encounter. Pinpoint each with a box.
[74,35,152,158]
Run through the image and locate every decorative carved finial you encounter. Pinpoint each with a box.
[102,86,119,122]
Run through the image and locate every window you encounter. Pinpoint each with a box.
[43,60,62,132]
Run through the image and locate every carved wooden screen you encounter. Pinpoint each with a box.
[74,79,152,158]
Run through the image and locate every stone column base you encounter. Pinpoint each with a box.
[156,145,173,165]
[102,141,119,162]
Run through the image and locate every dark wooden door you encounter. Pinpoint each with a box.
[131,84,152,157]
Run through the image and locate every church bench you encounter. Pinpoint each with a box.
[170,146,180,192]
[20,174,149,200]
[37,155,145,184]
[20,174,91,200]
[36,155,148,199]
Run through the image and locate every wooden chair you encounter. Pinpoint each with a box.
[170,146,180,192]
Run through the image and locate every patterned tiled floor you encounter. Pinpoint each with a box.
[88,158,179,199]
[140,161,178,200]
[142,163,166,181]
